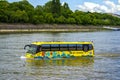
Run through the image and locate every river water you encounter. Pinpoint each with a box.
[0,31,120,80]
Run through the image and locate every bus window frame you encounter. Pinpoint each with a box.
[41,44,51,51]
[68,44,77,51]
[77,44,83,51]
[40,43,93,52]
[60,44,69,51]
[51,44,60,51]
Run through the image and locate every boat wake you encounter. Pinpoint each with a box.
[20,56,27,60]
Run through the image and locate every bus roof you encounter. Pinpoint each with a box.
[31,41,93,45]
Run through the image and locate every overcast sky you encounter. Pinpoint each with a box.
[8,0,120,14]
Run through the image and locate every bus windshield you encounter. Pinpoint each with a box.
[24,44,38,54]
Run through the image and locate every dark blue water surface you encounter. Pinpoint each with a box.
[0,31,120,80]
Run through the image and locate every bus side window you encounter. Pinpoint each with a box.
[69,44,77,50]
[60,44,68,51]
[41,44,50,51]
[77,44,83,51]
[51,44,59,51]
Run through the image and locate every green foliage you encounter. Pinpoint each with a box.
[51,0,61,15]
[9,10,29,23]
[61,2,73,18]
[66,18,76,24]
[44,13,54,23]
[43,1,52,13]
[56,16,66,24]
[32,15,44,24]
[0,0,120,26]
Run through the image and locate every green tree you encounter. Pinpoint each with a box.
[32,15,45,24]
[61,2,72,18]
[44,13,54,23]
[9,0,34,11]
[71,11,85,24]
[10,10,29,23]
[66,18,76,24]
[56,15,66,24]
[0,1,9,9]
[0,0,120,26]
[0,1,9,22]
[51,0,61,17]
[18,0,34,23]
[43,1,52,13]
[35,5,44,15]
[0,9,8,22]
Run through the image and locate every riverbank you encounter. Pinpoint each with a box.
[0,24,110,33]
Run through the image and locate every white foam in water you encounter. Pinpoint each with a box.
[20,56,26,60]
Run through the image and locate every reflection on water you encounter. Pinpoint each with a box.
[23,57,95,80]
[25,57,94,67]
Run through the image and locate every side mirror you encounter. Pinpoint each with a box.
[24,45,31,50]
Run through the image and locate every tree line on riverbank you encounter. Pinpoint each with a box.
[0,0,120,26]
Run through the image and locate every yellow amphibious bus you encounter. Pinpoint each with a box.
[24,41,94,59]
